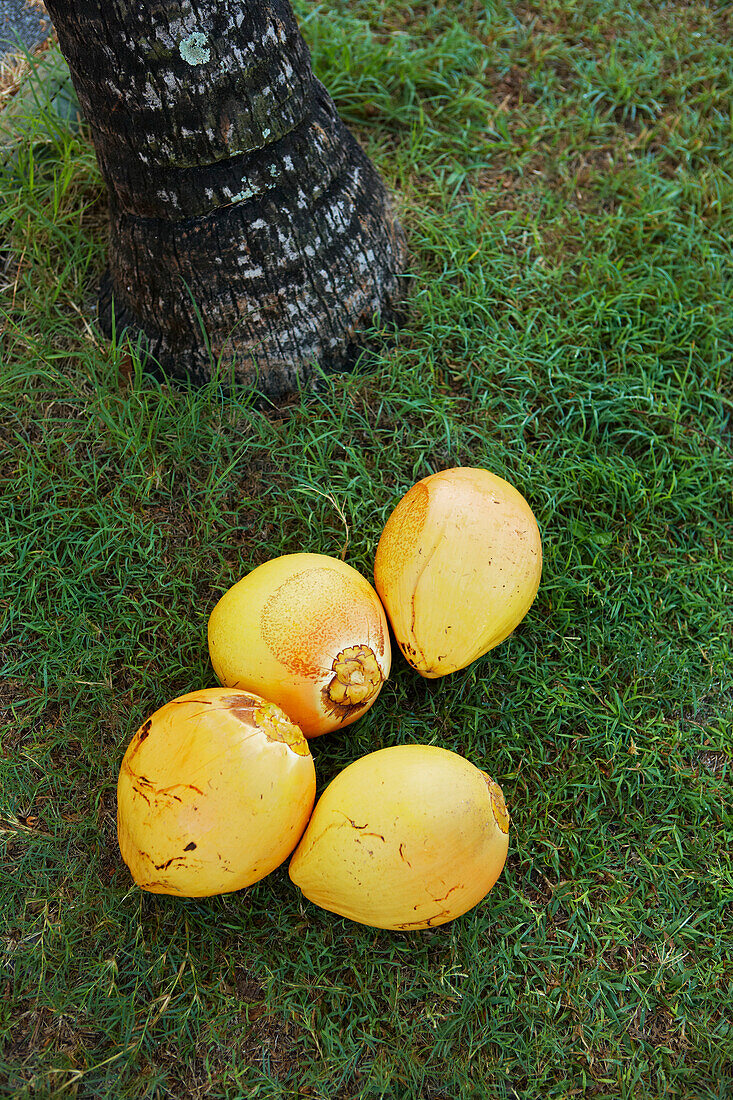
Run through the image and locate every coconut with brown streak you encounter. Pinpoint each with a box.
[207,553,391,737]
[288,745,510,930]
[117,688,315,897]
[374,467,542,677]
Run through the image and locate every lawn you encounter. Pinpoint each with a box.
[1,0,732,1097]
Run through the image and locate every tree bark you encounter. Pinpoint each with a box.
[43,0,408,397]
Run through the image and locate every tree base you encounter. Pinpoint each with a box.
[99,266,410,400]
[49,0,409,400]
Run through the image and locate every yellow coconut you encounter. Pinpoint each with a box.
[117,687,315,897]
[289,744,509,930]
[207,553,391,738]
[374,467,542,677]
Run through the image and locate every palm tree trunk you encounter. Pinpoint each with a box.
[43,0,408,397]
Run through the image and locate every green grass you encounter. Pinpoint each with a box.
[1,1,732,1096]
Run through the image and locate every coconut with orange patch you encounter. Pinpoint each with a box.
[117,687,316,896]
[374,467,542,677]
[207,553,391,737]
[289,745,510,930]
